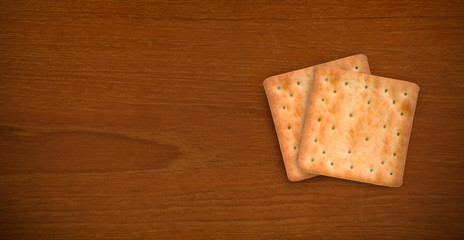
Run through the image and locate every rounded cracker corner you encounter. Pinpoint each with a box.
[391,179,404,188]
[413,82,420,92]
[263,76,276,88]
[358,53,368,61]
[286,171,316,182]
[262,77,270,87]
[286,172,301,182]
[286,167,304,182]
[296,160,309,175]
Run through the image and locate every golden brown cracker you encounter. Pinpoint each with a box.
[263,55,370,181]
[298,66,419,186]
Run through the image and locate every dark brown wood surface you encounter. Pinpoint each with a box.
[1,1,464,239]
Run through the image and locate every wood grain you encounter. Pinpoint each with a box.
[1,0,463,239]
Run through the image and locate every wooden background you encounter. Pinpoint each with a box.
[1,0,463,239]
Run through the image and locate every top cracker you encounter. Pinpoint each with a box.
[263,55,370,181]
[297,66,419,187]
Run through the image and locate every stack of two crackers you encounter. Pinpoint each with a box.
[264,55,419,187]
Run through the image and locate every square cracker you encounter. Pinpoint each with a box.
[263,55,370,181]
[297,66,420,187]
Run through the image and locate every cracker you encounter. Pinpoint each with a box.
[297,66,419,187]
[263,55,370,181]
